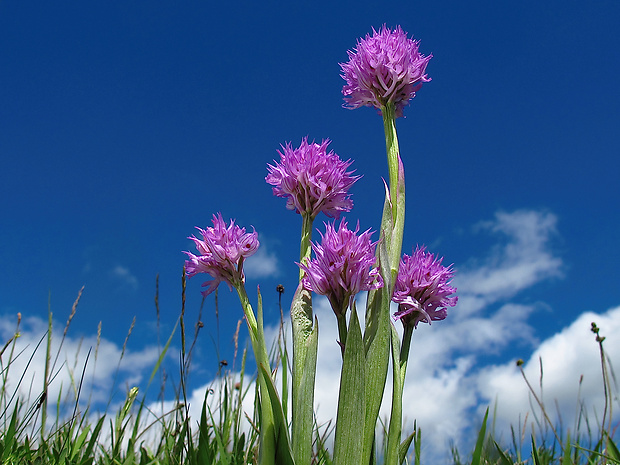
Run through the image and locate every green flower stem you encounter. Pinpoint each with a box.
[360,105,406,465]
[336,312,348,356]
[381,102,408,465]
[235,283,277,465]
[299,212,314,281]
[290,211,318,465]
[381,102,405,284]
[386,323,415,465]
[399,322,414,366]
[382,103,399,224]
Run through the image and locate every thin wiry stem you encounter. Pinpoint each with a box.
[516,359,562,445]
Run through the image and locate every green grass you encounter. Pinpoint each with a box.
[0,279,617,464]
[451,323,619,465]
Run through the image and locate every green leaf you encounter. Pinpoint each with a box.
[607,433,620,463]
[561,431,571,465]
[574,444,620,465]
[196,400,215,465]
[1,405,19,462]
[398,431,415,465]
[493,440,514,465]
[253,287,278,465]
[389,154,406,279]
[292,316,319,465]
[70,425,90,460]
[290,285,317,465]
[82,415,105,462]
[471,407,489,465]
[412,423,422,465]
[206,400,232,465]
[362,239,392,465]
[259,364,296,465]
[531,436,542,465]
[333,306,366,465]
[363,180,394,349]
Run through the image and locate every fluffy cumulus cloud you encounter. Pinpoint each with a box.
[0,311,161,421]
[244,243,279,279]
[296,209,617,459]
[4,209,617,462]
[455,209,563,317]
[140,209,606,458]
[477,305,620,436]
[146,208,605,461]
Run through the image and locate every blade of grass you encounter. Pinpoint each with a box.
[531,436,542,465]
[606,433,620,463]
[259,363,295,465]
[398,431,415,465]
[494,440,515,465]
[471,407,489,465]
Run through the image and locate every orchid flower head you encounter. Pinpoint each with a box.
[340,25,432,117]
[184,213,259,296]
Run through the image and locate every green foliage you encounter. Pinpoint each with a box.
[1,283,617,465]
[333,305,366,465]
[449,322,618,465]
[0,282,262,465]
[471,408,489,465]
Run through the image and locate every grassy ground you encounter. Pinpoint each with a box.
[0,281,618,464]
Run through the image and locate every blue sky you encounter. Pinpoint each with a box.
[1,0,619,459]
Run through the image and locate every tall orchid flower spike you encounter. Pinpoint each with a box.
[266,137,359,220]
[392,246,458,327]
[186,216,282,463]
[339,26,431,465]
[340,25,432,118]
[300,219,383,352]
[384,247,457,465]
[267,137,360,465]
[184,213,259,296]
[300,220,383,317]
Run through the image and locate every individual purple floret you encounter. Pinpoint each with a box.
[300,219,383,315]
[184,213,259,296]
[340,25,432,118]
[266,137,359,219]
[392,246,457,327]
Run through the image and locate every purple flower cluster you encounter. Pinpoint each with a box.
[266,138,359,219]
[340,25,432,118]
[300,220,383,315]
[392,246,457,327]
[184,213,259,296]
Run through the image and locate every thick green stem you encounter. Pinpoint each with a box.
[299,213,313,281]
[235,284,276,465]
[361,103,406,465]
[382,103,400,222]
[399,323,414,367]
[290,212,317,465]
[381,103,405,285]
[386,324,415,465]
[337,312,348,356]
[381,102,409,465]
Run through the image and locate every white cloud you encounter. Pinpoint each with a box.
[0,313,160,419]
[477,305,620,436]
[244,245,279,279]
[455,209,563,317]
[262,209,581,459]
[138,209,575,461]
[7,208,613,463]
